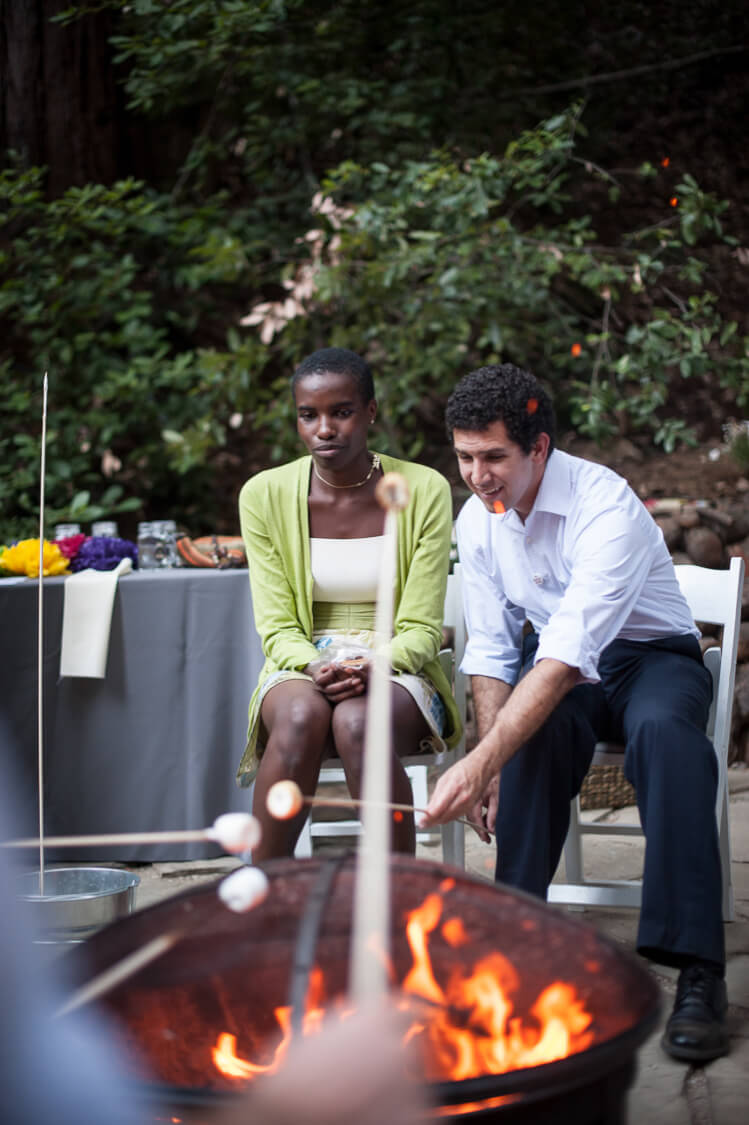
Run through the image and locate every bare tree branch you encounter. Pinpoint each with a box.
[509,44,748,98]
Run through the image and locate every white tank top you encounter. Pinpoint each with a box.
[310,536,385,602]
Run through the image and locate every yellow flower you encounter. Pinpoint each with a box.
[1,538,70,577]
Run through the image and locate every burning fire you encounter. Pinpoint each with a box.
[212,882,593,1085]
[212,967,329,1078]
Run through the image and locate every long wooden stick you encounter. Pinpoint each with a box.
[299,794,492,836]
[37,372,49,895]
[349,474,410,1005]
[55,866,269,1018]
[56,931,181,1017]
[4,829,222,850]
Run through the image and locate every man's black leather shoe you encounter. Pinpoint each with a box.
[661,963,729,1062]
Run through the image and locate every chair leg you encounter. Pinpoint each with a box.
[718,791,734,922]
[294,814,313,858]
[563,796,585,883]
[406,765,430,844]
[441,819,465,869]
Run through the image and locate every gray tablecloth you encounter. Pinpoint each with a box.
[0,569,263,861]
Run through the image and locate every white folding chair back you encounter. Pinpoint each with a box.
[547,556,744,920]
[295,563,467,866]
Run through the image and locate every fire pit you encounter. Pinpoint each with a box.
[64,855,660,1122]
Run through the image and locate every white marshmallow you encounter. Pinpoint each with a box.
[208,812,262,854]
[266,779,304,820]
[218,866,269,913]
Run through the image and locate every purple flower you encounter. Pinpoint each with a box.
[70,536,138,572]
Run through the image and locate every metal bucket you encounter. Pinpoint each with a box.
[17,866,140,944]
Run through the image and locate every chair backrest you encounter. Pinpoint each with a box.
[674,556,744,815]
[442,564,466,721]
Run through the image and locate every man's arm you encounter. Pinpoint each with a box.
[422,657,579,826]
[464,676,513,841]
[472,675,513,739]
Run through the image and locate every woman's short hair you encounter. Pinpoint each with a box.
[291,348,375,403]
[445,363,556,455]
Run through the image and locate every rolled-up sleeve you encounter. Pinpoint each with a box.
[457,506,525,685]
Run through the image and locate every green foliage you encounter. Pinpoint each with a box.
[242,108,748,456]
[5,3,749,540]
[0,165,265,541]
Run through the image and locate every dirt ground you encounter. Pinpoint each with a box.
[562,435,749,505]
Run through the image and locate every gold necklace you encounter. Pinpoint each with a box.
[313,452,381,489]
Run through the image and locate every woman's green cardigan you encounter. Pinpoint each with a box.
[236,452,462,785]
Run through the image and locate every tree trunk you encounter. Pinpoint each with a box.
[1,0,120,195]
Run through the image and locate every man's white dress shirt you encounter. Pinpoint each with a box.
[456,449,698,685]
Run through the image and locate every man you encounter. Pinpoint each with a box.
[421,363,728,1062]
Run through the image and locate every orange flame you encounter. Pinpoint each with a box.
[212,968,328,1080]
[441,917,470,948]
[211,892,594,1088]
[399,892,594,1081]
[570,343,582,357]
[493,500,506,515]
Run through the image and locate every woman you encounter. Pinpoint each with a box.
[237,347,461,858]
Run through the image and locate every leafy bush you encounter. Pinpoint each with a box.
[2,100,747,543]
[0,165,265,541]
[240,108,748,457]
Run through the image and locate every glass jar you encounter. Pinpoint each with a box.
[54,523,81,539]
[91,520,119,538]
[153,519,179,567]
[136,521,159,569]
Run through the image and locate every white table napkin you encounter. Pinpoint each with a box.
[59,558,133,678]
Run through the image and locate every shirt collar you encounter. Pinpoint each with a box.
[529,449,572,518]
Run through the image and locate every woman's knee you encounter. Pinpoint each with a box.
[265,694,330,765]
[332,701,367,758]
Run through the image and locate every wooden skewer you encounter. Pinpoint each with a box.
[55,866,269,1018]
[4,812,262,852]
[299,794,494,837]
[4,829,223,850]
[266,781,494,838]
[37,372,49,895]
[56,932,181,1017]
[350,473,410,1006]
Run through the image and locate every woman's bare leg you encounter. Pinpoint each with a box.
[251,680,333,860]
[331,685,431,854]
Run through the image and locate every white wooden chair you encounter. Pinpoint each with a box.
[295,564,467,866]
[547,556,744,920]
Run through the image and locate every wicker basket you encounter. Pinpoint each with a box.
[579,764,636,810]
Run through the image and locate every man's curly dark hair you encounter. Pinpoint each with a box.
[445,364,556,456]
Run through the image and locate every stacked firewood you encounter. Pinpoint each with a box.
[649,498,749,765]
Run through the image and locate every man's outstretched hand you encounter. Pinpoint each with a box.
[418,753,498,842]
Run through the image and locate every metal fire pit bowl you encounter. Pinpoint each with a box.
[62,855,660,1123]
[17,866,140,944]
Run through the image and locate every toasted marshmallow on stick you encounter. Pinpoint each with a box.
[218,866,270,913]
[207,812,262,854]
[266,779,304,821]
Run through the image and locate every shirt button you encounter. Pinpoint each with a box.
[533,574,544,586]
